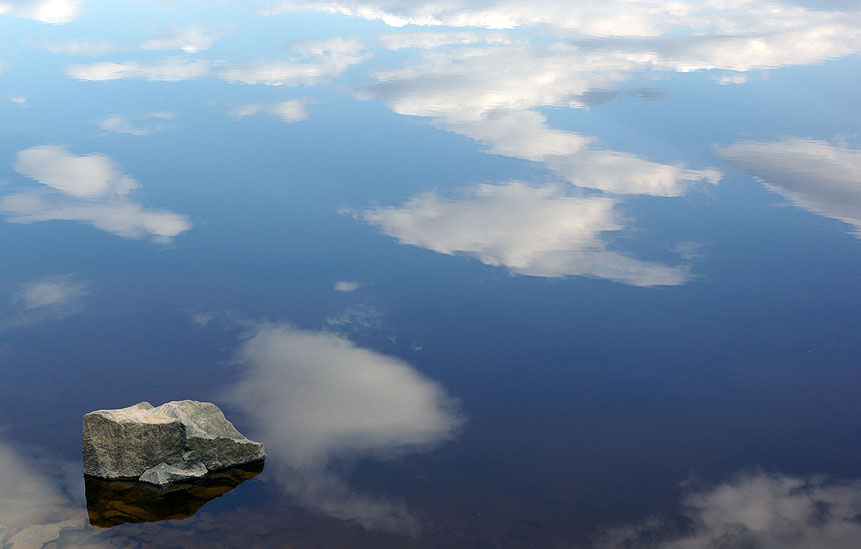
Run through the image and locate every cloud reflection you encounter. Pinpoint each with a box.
[228,100,308,123]
[0,145,192,241]
[96,112,174,136]
[66,38,369,86]
[358,42,726,196]
[719,138,861,237]
[140,26,222,54]
[0,0,81,24]
[360,181,691,286]
[264,0,861,45]
[0,274,88,331]
[0,437,109,548]
[600,472,861,549]
[224,323,462,533]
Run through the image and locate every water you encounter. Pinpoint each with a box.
[1,1,860,547]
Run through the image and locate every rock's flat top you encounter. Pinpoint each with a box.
[87,402,178,425]
[82,400,264,486]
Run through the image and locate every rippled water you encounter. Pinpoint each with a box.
[1,1,860,547]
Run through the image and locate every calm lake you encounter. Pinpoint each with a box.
[1,1,860,547]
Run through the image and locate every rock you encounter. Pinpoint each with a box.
[82,400,264,486]
[150,400,265,471]
[82,402,186,480]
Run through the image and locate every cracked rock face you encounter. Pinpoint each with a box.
[82,400,265,486]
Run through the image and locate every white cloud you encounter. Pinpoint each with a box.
[0,441,80,532]
[65,58,212,82]
[66,37,369,86]
[96,112,175,135]
[357,39,737,196]
[334,281,360,292]
[713,73,748,85]
[1,145,192,241]
[8,95,27,105]
[140,26,221,54]
[14,274,88,310]
[219,38,369,85]
[719,138,861,237]
[46,41,116,56]
[0,437,115,548]
[600,472,861,549]
[262,0,861,43]
[224,323,462,532]
[360,181,692,286]
[440,109,721,196]
[0,0,81,24]
[228,100,308,123]
[0,274,88,330]
[377,31,514,50]
[260,0,696,33]
[13,145,138,198]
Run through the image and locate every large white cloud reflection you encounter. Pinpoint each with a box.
[340,0,861,198]
[719,138,861,237]
[599,472,861,549]
[0,145,192,241]
[263,0,861,42]
[224,323,463,533]
[359,181,691,286]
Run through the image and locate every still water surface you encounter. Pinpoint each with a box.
[1,0,860,547]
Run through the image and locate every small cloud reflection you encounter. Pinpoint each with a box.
[377,30,514,50]
[719,138,861,237]
[140,26,222,54]
[360,181,692,286]
[228,100,308,123]
[0,274,89,331]
[66,38,369,86]
[334,281,361,292]
[599,472,861,549]
[224,323,463,534]
[0,145,192,241]
[96,112,175,136]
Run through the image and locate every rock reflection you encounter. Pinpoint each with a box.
[84,461,264,528]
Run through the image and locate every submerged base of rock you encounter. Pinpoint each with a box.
[85,461,264,527]
[82,400,264,486]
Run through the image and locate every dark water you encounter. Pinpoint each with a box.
[1,2,860,547]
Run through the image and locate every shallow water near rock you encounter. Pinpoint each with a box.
[1,1,860,547]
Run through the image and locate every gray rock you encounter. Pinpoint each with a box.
[82,402,186,480]
[151,400,265,471]
[82,400,264,486]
